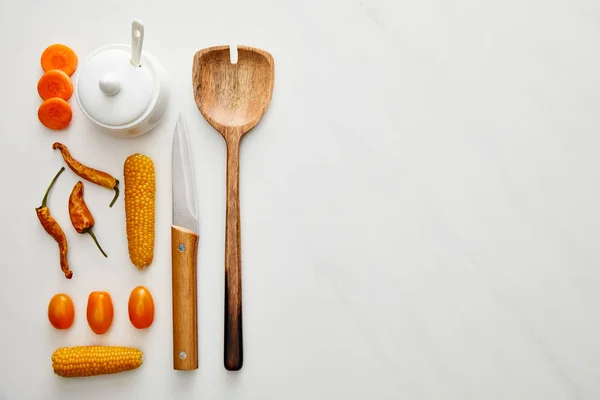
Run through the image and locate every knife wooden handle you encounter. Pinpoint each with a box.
[224,138,243,371]
[171,225,198,371]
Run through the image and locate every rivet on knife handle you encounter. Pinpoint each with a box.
[171,225,198,370]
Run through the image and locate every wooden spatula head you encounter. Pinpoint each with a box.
[192,45,274,140]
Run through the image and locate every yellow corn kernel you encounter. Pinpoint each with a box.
[124,154,155,269]
[52,346,143,378]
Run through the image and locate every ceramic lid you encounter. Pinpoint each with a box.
[77,45,157,127]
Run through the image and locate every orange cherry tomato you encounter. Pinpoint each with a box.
[48,293,74,329]
[86,291,114,334]
[128,286,154,329]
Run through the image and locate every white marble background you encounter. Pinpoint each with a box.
[1,0,600,399]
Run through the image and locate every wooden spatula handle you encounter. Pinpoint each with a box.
[172,225,199,370]
[224,138,243,371]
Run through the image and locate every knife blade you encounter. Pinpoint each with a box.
[172,114,198,232]
[171,113,199,371]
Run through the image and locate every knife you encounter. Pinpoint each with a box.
[171,114,199,371]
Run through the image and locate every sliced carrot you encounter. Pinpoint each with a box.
[41,44,78,76]
[38,98,72,130]
[37,70,73,101]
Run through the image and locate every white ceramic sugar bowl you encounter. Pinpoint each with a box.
[75,20,169,137]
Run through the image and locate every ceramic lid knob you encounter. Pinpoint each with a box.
[98,74,121,96]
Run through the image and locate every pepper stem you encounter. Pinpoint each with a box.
[40,167,65,208]
[86,229,108,258]
[109,180,119,208]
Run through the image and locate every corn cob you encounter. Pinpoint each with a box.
[124,154,155,269]
[52,346,143,377]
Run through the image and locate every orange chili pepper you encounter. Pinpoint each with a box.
[35,167,73,279]
[69,181,107,257]
[52,142,120,207]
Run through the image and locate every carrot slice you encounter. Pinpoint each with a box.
[38,98,72,130]
[37,70,73,101]
[41,44,78,76]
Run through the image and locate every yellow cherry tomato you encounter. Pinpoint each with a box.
[48,293,74,329]
[86,291,114,334]
[128,286,154,329]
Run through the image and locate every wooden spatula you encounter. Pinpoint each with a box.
[192,45,274,371]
